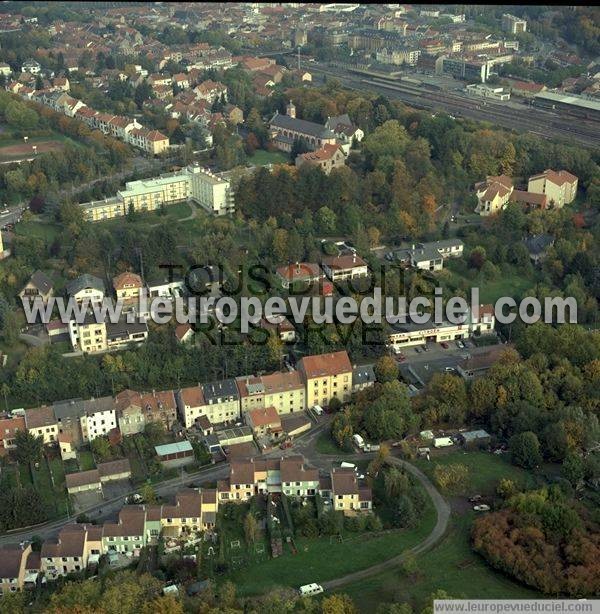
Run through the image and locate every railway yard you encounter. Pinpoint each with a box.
[310,64,600,149]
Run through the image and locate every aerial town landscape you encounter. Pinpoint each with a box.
[0,2,599,613]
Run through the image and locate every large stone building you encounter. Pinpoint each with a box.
[269,101,337,152]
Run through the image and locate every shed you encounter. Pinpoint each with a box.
[155,440,194,468]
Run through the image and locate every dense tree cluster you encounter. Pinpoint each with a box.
[472,487,600,596]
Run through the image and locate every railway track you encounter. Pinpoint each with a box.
[311,65,600,148]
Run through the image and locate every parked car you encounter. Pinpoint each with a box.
[395,353,406,362]
[456,340,464,348]
[473,504,490,512]
[440,342,449,349]
[414,347,422,353]
[444,366,455,372]
[422,345,429,352]
[469,495,482,503]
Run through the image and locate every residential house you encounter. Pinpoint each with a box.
[330,467,372,515]
[275,262,323,290]
[175,323,194,344]
[321,254,369,282]
[114,389,145,436]
[280,455,320,497]
[65,274,106,304]
[140,390,178,431]
[223,103,243,125]
[194,80,227,104]
[176,385,208,429]
[524,233,555,265]
[53,398,86,447]
[261,370,306,415]
[21,59,41,74]
[295,143,346,175]
[41,525,101,579]
[0,416,25,455]
[113,272,143,302]
[324,113,364,146]
[24,405,58,445]
[245,406,282,439]
[527,169,578,208]
[474,175,513,216]
[160,488,218,535]
[126,128,170,155]
[235,375,265,414]
[172,73,190,89]
[260,315,296,342]
[0,544,32,595]
[81,397,117,442]
[19,270,54,303]
[201,379,241,425]
[352,364,376,392]
[102,506,146,554]
[298,350,353,408]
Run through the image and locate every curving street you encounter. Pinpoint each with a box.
[0,420,451,592]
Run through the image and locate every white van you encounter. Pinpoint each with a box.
[298,583,324,597]
[353,433,365,449]
[312,405,324,416]
[340,462,356,469]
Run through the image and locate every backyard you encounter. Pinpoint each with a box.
[222,480,437,596]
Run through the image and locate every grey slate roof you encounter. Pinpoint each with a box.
[524,233,554,255]
[270,111,335,139]
[352,364,376,386]
[28,270,53,294]
[52,398,85,421]
[83,396,115,416]
[65,274,106,297]
[202,378,239,403]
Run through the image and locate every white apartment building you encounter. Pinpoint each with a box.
[502,13,527,34]
[81,398,117,442]
[81,165,234,221]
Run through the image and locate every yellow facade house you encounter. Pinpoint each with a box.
[298,350,353,408]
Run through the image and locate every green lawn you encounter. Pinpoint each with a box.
[15,219,62,243]
[227,493,437,596]
[412,450,540,497]
[94,201,193,230]
[77,450,96,471]
[247,149,290,166]
[341,513,540,611]
[315,429,351,456]
[32,457,69,518]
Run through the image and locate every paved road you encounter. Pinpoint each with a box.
[322,456,450,590]
[1,418,451,593]
[0,462,229,546]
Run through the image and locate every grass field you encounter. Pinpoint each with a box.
[95,201,194,230]
[247,150,290,166]
[15,219,63,243]
[77,450,96,471]
[315,429,351,455]
[341,513,540,610]
[412,450,540,496]
[227,491,437,596]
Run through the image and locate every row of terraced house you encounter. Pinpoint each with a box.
[5,84,170,155]
[0,350,364,456]
[0,455,370,593]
